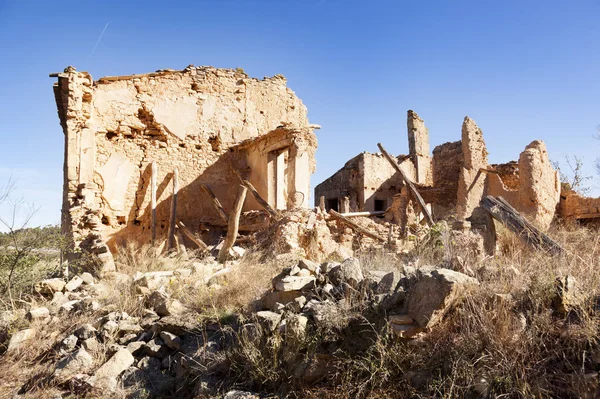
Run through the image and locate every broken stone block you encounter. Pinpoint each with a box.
[261,290,304,311]
[285,314,308,342]
[54,347,94,382]
[553,275,584,315]
[88,349,135,391]
[7,328,36,352]
[82,337,100,353]
[159,331,182,351]
[34,278,66,295]
[26,307,49,322]
[74,324,97,340]
[126,341,146,356]
[407,267,479,328]
[65,276,84,292]
[255,311,282,333]
[145,338,170,359]
[273,275,315,292]
[328,257,364,288]
[80,272,95,285]
[61,334,79,352]
[298,259,320,275]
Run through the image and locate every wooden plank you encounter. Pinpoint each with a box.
[218,185,248,263]
[151,161,157,246]
[167,168,179,251]
[340,211,385,218]
[177,221,208,251]
[230,166,279,217]
[480,195,564,255]
[200,184,228,223]
[574,212,600,220]
[329,209,387,242]
[377,143,434,227]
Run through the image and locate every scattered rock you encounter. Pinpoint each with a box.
[261,290,304,311]
[145,337,170,359]
[54,348,94,382]
[127,341,146,356]
[26,307,49,322]
[255,311,282,332]
[34,278,66,295]
[273,275,315,291]
[82,337,100,352]
[7,328,36,352]
[80,272,95,285]
[298,259,320,275]
[88,349,135,391]
[65,276,84,292]
[407,267,479,328]
[328,257,364,288]
[75,324,97,340]
[285,314,308,342]
[159,331,182,351]
[224,390,259,399]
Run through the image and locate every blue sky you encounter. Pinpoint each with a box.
[0,0,599,228]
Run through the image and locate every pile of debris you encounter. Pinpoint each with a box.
[1,250,484,397]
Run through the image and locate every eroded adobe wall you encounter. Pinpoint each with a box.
[361,153,413,212]
[53,65,314,255]
[486,141,560,230]
[431,141,463,218]
[559,190,600,221]
[314,154,363,211]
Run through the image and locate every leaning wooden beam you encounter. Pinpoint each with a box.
[177,221,209,251]
[167,168,179,251]
[480,195,564,255]
[340,211,385,218]
[175,230,188,259]
[329,209,387,242]
[218,185,248,263]
[200,184,228,223]
[230,167,278,217]
[377,143,434,227]
[151,161,157,246]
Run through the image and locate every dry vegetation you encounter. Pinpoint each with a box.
[0,220,599,398]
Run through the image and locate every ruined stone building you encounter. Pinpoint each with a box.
[316,110,566,233]
[315,111,431,214]
[51,65,319,262]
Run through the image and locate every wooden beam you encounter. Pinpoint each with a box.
[177,221,209,251]
[480,195,564,255]
[230,166,279,217]
[167,168,179,251]
[200,184,228,223]
[574,212,600,220]
[378,143,434,227]
[329,209,387,242]
[175,231,188,259]
[151,161,157,246]
[340,211,385,218]
[319,196,325,212]
[218,185,248,263]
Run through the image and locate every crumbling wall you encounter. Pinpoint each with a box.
[314,155,363,212]
[490,162,519,190]
[486,141,560,230]
[407,110,432,185]
[431,140,463,218]
[360,153,411,212]
[53,65,316,262]
[456,117,489,221]
[559,190,600,222]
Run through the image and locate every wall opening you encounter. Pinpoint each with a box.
[327,198,339,212]
[267,147,290,210]
[374,199,386,212]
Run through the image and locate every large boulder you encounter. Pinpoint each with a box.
[273,275,315,292]
[406,267,479,328]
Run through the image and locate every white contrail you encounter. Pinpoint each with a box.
[90,22,109,57]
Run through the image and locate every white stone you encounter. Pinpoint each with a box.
[7,328,36,352]
[65,276,84,292]
[26,307,49,322]
[88,349,135,391]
